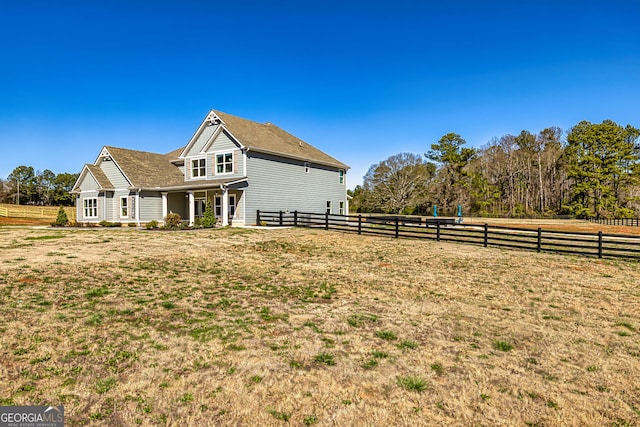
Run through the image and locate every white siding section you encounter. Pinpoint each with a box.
[99,159,130,188]
[244,153,347,225]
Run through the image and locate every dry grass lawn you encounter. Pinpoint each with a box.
[0,225,639,426]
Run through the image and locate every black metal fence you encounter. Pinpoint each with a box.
[257,210,640,260]
[588,217,640,227]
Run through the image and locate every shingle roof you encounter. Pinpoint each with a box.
[85,164,114,190]
[104,146,185,188]
[212,110,349,169]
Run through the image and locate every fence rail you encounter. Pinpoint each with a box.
[588,217,640,227]
[0,203,76,220]
[257,210,640,260]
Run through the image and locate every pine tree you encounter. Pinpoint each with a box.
[54,206,69,226]
[201,200,215,228]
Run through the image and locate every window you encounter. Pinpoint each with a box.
[214,194,236,217]
[214,195,222,217]
[216,152,233,174]
[191,158,206,178]
[326,200,332,214]
[120,197,128,218]
[304,162,309,173]
[229,194,236,217]
[84,198,98,218]
[339,170,345,184]
[339,201,345,215]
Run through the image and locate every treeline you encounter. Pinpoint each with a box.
[0,166,78,206]
[349,119,640,218]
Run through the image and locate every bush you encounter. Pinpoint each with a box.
[99,220,121,227]
[164,213,182,229]
[53,206,69,227]
[201,200,216,228]
[145,220,159,230]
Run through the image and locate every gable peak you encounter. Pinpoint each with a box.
[206,111,224,125]
[98,147,113,162]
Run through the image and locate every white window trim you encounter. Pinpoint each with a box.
[326,200,332,214]
[190,157,207,179]
[214,151,234,175]
[304,162,309,173]
[229,194,236,218]
[119,196,128,219]
[339,201,345,215]
[214,194,222,217]
[84,197,98,218]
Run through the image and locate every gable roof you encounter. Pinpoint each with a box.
[103,146,185,189]
[215,110,349,169]
[185,110,349,170]
[86,164,114,190]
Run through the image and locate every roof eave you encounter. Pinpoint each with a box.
[247,147,349,170]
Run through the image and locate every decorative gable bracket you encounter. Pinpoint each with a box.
[206,111,224,126]
[99,147,112,162]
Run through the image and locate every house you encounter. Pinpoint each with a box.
[71,110,349,226]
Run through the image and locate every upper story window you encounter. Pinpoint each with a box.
[191,158,206,178]
[339,170,345,184]
[84,198,98,218]
[216,152,233,174]
[304,162,309,173]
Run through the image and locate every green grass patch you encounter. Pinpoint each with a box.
[397,375,428,392]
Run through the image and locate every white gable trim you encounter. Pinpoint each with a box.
[179,110,228,158]
[95,147,134,188]
[199,125,224,153]
[201,126,244,153]
[71,165,93,193]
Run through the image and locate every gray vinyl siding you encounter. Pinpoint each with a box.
[184,124,219,157]
[76,190,101,222]
[105,192,115,221]
[139,191,162,222]
[78,173,99,191]
[206,150,243,180]
[244,152,347,225]
[99,158,130,188]
[205,131,244,180]
[208,130,239,152]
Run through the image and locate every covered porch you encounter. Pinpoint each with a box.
[162,180,246,226]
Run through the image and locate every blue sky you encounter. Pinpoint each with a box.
[1,0,639,189]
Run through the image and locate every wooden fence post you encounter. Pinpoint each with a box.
[436,221,441,242]
[256,210,261,225]
[395,217,399,238]
[598,231,603,258]
[358,215,362,235]
[325,212,329,230]
[294,211,298,227]
[483,223,488,247]
[537,227,542,252]
[279,211,283,226]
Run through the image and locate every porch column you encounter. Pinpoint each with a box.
[161,192,168,223]
[188,191,195,226]
[221,187,229,226]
